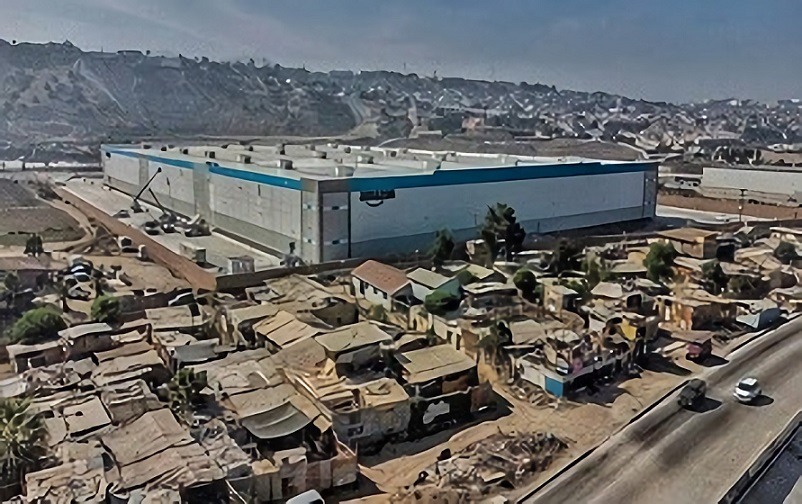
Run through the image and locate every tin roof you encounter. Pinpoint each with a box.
[395,345,476,384]
[352,260,410,295]
[314,322,392,354]
[407,268,454,289]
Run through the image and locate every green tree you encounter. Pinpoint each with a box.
[644,242,676,283]
[701,260,728,294]
[7,307,66,344]
[513,268,538,297]
[563,279,591,303]
[91,295,121,325]
[480,203,526,263]
[774,241,798,264]
[430,229,455,268]
[167,368,208,419]
[550,240,582,274]
[367,304,388,323]
[424,289,461,316]
[0,398,47,490]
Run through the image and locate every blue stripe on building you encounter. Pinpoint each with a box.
[103,147,655,194]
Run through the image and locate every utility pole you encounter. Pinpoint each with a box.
[738,188,746,223]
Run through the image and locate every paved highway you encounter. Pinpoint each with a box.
[520,318,802,504]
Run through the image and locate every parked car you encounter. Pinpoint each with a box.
[678,379,707,409]
[286,490,324,504]
[733,377,761,404]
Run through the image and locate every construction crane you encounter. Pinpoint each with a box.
[131,167,162,213]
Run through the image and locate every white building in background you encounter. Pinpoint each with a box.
[101,143,658,264]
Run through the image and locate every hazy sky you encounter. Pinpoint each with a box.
[2,0,801,103]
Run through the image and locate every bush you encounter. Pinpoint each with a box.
[91,295,122,325]
[513,268,538,296]
[8,307,66,344]
[424,289,461,316]
[455,269,478,286]
[644,242,676,283]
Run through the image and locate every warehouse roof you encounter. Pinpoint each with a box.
[103,143,655,193]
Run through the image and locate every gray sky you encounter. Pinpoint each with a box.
[2,0,801,103]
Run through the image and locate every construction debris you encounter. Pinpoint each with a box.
[397,431,567,502]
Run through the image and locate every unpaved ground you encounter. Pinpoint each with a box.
[351,321,773,503]
[658,193,802,220]
[356,350,702,502]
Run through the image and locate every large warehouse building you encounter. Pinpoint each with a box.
[101,143,658,264]
[703,165,802,200]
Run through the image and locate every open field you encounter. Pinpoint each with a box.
[0,180,83,245]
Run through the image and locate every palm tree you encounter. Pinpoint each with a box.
[0,399,47,492]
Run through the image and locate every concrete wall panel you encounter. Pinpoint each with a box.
[104,154,141,186]
[350,171,646,244]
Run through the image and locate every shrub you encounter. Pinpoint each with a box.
[91,295,121,325]
[424,289,461,316]
[8,307,66,344]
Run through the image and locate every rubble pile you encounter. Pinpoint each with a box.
[409,432,568,500]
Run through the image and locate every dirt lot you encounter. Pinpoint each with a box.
[0,180,84,245]
[356,350,703,502]
[659,193,802,220]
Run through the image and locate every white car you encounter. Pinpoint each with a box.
[286,490,324,504]
[733,377,761,403]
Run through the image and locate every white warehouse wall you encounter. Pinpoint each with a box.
[146,161,195,208]
[350,171,646,245]
[104,154,140,186]
[209,174,301,242]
